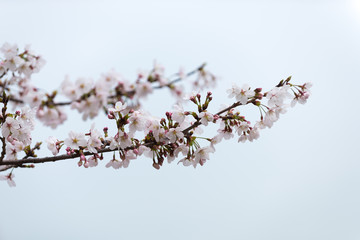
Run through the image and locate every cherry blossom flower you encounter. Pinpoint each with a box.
[238,134,247,143]
[267,85,292,107]
[37,107,67,128]
[87,156,99,167]
[166,127,184,143]
[0,42,18,59]
[46,136,59,155]
[199,111,214,126]
[0,173,16,187]
[5,144,17,160]
[178,157,197,168]
[71,95,102,120]
[64,131,87,149]
[236,121,250,135]
[210,134,223,151]
[117,131,133,149]
[87,126,102,153]
[75,77,93,96]
[19,106,35,130]
[248,128,260,142]
[194,146,214,166]
[2,117,20,139]
[12,126,32,146]
[217,128,234,140]
[172,104,186,124]
[108,101,127,114]
[135,82,153,98]
[61,77,78,100]
[174,144,189,158]
[106,159,122,169]
[227,83,254,104]
[128,111,146,133]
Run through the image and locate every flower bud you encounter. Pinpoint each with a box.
[152,162,160,170]
[255,88,262,92]
[107,113,115,119]
[190,96,197,103]
[80,154,86,161]
[84,161,89,168]
[133,148,139,155]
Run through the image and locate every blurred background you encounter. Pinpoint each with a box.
[1,0,360,239]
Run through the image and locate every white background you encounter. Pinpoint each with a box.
[1,0,360,239]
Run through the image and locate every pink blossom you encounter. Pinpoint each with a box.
[108,101,127,114]
[166,127,184,143]
[46,136,59,155]
[87,126,102,153]
[199,111,214,126]
[0,173,16,187]
[128,111,146,133]
[172,104,186,124]
[0,42,18,59]
[2,117,20,139]
[106,159,122,169]
[64,131,87,149]
[194,146,214,165]
[227,83,253,104]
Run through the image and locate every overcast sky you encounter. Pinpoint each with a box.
[1,0,360,239]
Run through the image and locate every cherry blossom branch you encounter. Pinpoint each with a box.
[0,43,312,186]
[0,78,312,171]
[0,101,236,167]
[4,63,207,107]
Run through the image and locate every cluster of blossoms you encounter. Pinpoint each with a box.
[0,43,215,129]
[0,44,311,187]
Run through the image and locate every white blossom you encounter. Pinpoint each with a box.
[199,111,214,126]
[108,101,127,114]
[172,104,186,124]
[46,136,59,155]
[166,127,184,143]
[0,173,16,187]
[64,131,87,149]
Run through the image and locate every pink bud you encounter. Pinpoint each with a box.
[255,88,262,92]
[108,113,114,119]
[80,154,86,161]
[152,162,160,170]
[84,161,89,168]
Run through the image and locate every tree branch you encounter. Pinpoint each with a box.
[0,98,243,169]
[5,63,207,106]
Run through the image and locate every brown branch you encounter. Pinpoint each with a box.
[0,137,6,163]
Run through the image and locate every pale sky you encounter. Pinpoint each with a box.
[1,1,360,239]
